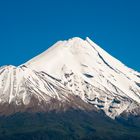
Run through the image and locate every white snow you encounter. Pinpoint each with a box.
[0,37,140,119]
[25,37,140,103]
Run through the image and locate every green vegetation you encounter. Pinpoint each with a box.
[0,110,139,140]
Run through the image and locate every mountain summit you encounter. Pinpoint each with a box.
[0,37,140,118]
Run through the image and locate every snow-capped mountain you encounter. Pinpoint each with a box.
[0,37,140,118]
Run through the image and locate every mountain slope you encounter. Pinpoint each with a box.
[0,37,140,119]
[0,111,140,140]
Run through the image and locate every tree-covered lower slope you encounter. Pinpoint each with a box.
[0,110,139,140]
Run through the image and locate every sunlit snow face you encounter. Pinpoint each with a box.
[0,37,140,118]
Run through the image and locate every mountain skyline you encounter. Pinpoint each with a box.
[1,1,140,139]
[0,37,140,140]
[0,0,140,71]
[0,37,140,119]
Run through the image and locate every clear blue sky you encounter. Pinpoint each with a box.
[0,0,140,71]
